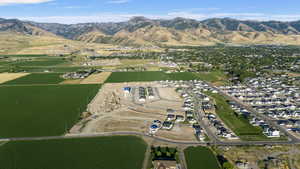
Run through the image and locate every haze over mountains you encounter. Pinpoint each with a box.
[2,16,300,46]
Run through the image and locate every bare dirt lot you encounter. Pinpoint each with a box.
[220,145,300,169]
[84,59,121,66]
[0,73,30,84]
[72,82,196,141]
[80,72,112,84]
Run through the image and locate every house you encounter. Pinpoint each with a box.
[167,114,176,121]
[175,115,185,122]
[153,160,179,169]
[185,111,194,117]
[147,87,155,99]
[123,87,131,96]
[162,121,174,130]
[265,128,280,137]
[149,124,159,134]
[187,117,197,124]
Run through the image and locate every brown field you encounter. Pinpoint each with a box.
[80,72,112,84]
[60,79,83,84]
[0,73,30,84]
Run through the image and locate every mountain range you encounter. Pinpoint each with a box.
[2,16,300,47]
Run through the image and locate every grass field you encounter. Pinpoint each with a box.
[105,71,200,83]
[3,73,64,85]
[184,146,221,169]
[0,84,100,138]
[194,71,228,85]
[0,136,147,169]
[205,92,267,140]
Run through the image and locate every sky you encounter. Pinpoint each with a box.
[1,0,300,24]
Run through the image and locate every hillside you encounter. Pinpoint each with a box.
[1,17,300,48]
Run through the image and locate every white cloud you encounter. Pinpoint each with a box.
[107,0,130,4]
[0,0,53,5]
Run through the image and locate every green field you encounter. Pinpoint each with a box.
[0,84,100,138]
[206,92,266,140]
[184,146,221,169]
[3,73,64,85]
[105,71,200,83]
[14,66,88,73]
[194,71,228,85]
[0,136,147,169]
[0,54,49,58]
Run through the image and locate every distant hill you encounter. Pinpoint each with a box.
[2,17,300,46]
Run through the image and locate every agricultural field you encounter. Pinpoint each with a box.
[0,54,49,58]
[184,146,221,169]
[0,73,30,84]
[11,66,88,73]
[80,72,111,84]
[0,136,147,169]
[8,58,69,67]
[194,71,229,86]
[0,84,100,138]
[105,71,200,83]
[205,92,267,141]
[3,73,64,85]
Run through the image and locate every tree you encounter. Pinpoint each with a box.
[222,162,234,169]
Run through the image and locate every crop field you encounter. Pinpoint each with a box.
[0,54,49,57]
[184,146,221,169]
[9,58,68,67]
[105,71,200,83]
[9,66,88,73]
[0,84,100,138]
[0,136,147,169]
[3,73,65,85]
[206,92,267,140]
[166,72,200,80]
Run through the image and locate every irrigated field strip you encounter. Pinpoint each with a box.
[105,71,200,83]
[0,136,147,169]
[184,146,221,169]
[0,84,100,138]
[2,73,64,85]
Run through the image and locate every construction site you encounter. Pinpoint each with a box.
[70,82,198,141]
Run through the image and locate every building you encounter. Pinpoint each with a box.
[162,121,174,130]
[153,160,179,169]
[123,87,131,96]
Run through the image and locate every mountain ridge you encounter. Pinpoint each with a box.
[2,17,300,46]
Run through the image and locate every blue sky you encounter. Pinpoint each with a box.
[1,0,300,23]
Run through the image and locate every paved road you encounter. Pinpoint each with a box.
[1,131,299,146]
[185,87,221,144]
[206,82,300,144]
